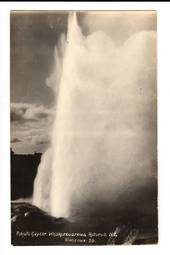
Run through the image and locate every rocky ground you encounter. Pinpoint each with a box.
[11,202,158,245]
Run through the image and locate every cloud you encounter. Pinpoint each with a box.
[11,137,21,143]
[11,103,54,153]
[30,135,50,146]
[11,103,52,123]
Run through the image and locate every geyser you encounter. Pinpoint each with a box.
[33,13,156,220]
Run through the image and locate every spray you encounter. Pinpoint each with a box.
[33,13,156,219]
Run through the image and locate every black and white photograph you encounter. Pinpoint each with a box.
[10,10,157,245]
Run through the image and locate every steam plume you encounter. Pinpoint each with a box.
[33,13,156,219]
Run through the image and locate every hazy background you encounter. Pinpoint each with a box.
[10,11,156,154]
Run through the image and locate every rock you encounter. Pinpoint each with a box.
[11,202,69,245]
[11,202,158,245]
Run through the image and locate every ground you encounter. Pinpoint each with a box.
[11,202,158,245]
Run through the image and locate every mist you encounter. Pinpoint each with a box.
[33,12,157,221]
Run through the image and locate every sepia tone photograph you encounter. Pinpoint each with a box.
[10,10,157,245]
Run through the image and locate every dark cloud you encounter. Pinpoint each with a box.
[36,112,49,119]
[11,103,52,123]
[31,135,50,145]
[37,140,48,145]
[11,102,53,154]
[11,105,27,122]
[11,137,21,143]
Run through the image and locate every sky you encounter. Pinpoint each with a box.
[10,11,156,154]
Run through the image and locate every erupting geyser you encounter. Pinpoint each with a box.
[33,13,156,220]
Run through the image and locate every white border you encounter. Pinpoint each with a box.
[0,1,170,255]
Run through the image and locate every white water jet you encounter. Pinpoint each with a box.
[33,13,156,219]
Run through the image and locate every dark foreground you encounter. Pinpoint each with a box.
[11,202,158,245]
